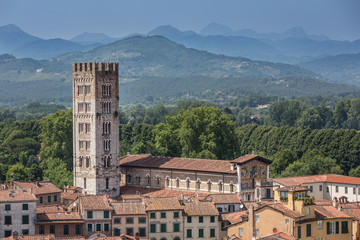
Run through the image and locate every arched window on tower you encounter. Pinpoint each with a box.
[106,178,109,189]
[165,176,170,188]
[186,178,190,189]
[207,180,212,192]
[86,157,90,168]
[84,178,87,189]
[176,178,180,188]
[218,180,223,192]
[136,175,141,185]
[230,181,234,193]
[155,176,161,187]
[107,156,111,168]
[79,156,83,167]
[146,174,151,186]
[196,178,201,190]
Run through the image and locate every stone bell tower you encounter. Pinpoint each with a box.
[72,62,120,197]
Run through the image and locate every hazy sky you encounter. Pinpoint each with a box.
[0,0,359,41]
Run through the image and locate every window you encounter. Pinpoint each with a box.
[150,224,156,233]
[5,204,10,211]
[229,205,235,212]
[255,229,259,237]
[342,221,349,233]
[336,186,339,193]
[146,175,151,186]
[161,212,166,218]
[78,103,84,113]
[103,122,111,134]
[85,85,91,95]
[79,123,84,133]
[230,182,234,193]
[176,178,180,188]
[86,102,91,113]
[139,227,146,237]
[54,195,57,202]
[187,216,192,223]
[306,224,311,237]
[217,207,222,213]
[39,225,45,234]
[114,217,121,224]
[196,179,201,190]
[255,215,259,222]
[285,219,289,225]
[208,181,212,192]
[104,223,109,232]
[319,185,322,191]
[239,228,244,236]
[210,216,215,222]
[114,228,121,236]
[5,216,11,225]
[318,220,323,229]
[354,188,356,194]
[86,122,91,134]
[87,223,92,232]
[78,85,84,95]
[161,223,167,233]
[150,212,156,219]
[87,211,93,219]
[298,226,301,238]
[64,225,69,235]
[219,181,223,192]
[307,208,310,215]
[84,177,87,189]
[186,229,192,238]
[76,225,81,235]
[86,157,90,168]
[327,221,339,234]
[96,223,101,231]
[86,141,91,150]
[79,140,84,150]
[156,177,161,186]
[210,228,216,238]
[174,223,180,232]
[50,225,55,234]
[199,216,203,223]
[102,102,111,113]
[345,187,348,194]
[358,188,360,194]
[104,139,110,151]
[22,229,29,235]
[40,197,43,203]
[198,229,204,238]
[104,210,110,219]
[79,156,83,167]
[4,231,12,237]
[174,212,179,218]
[309,186,313,192]
[139,217,146,223]
[327,186,329,193]
[48,195,51,203]
[22,215,29,224]
[102,84,111,96]
[126,217,134,224]
[185,178,190,189]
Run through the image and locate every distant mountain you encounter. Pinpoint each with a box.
[200,22,329,41]
[0,24,41,53]
[298,52,360,86]
[0,36,357,106]
[70,32,119,45]
[11,38,100,60]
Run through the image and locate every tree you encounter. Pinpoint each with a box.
[281,149,342,177]
[268,100,307,126]
[39,110,73,170]
[333,100,350,128]
[154,106,238,159]
[0,163,8,183]
[28,164,43,181]
[270,149,298,177]
[5,163,28,182]
[349,166,360,178]
[297,108,324,129]
[43,158,72,188]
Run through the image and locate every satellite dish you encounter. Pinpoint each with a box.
[73,203,77,207]
[240,204,244,209]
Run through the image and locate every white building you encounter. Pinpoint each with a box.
[0,188,37,238]
[273,174,360,202]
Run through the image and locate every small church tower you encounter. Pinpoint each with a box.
[72,62,120,197]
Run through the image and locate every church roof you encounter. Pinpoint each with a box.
[230,154,272,165]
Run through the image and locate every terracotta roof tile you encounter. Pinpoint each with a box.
[120,154,236,174]
[266,203,304,218]
[62,192,81,201]
[144,197,183,211]
[230,154,272,165]
[0,189,37,202]
[221,211,248,224]
[80,195,113,211]
[13,181,61,195]
[2,235,56,240]
[112,202,146,215]
[184,199,219,216]
[210,193,242,204]
[273,174,360,186]
[315,205,353,219]
[276,185,309,191]
[36,205,82,222]
[259,232,297,240]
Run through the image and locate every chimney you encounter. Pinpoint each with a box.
[332,197,338,208]
[29,188,33,194]
[230,164,235,171]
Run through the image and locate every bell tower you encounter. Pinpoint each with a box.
[72,62,120,197]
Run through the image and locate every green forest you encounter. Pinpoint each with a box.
[0,98,360,188]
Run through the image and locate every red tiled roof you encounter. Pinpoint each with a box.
[210,193,242,204]
[0,189,37,202]
[2,235,56,240]
[143,197,183,211]
[315,205,353,219]
[266,203,304,218]
[259,232,297,240]
[221,211,248,224]
[80,195,113,211]
[36,205,82,222]
[62,192,81,201]
[276,186,309,192]
[112,202,146,215]
[120,154,236,174]
[13,181,61,195]
[231,154,272,165]
[273,174,360,186]
[184,199,219,216]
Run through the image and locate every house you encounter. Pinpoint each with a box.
[183,198,219,240]
[111,202,147,237]
[0,188,37,238]
[273,174,360,202]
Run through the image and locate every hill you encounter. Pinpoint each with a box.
[0,36,358,106]
[298,52,360,86]
[70,32,119,45]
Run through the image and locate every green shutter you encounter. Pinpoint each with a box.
[298,226,301,238]
[327,222,330,234]
[174,223,180,232]
[199,229,204,237]
[150,224,156,233]
[336,221,339,234]
[187,229,192,238]
[342,221,349,234]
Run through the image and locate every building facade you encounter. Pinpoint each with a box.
[72,62,120,197]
